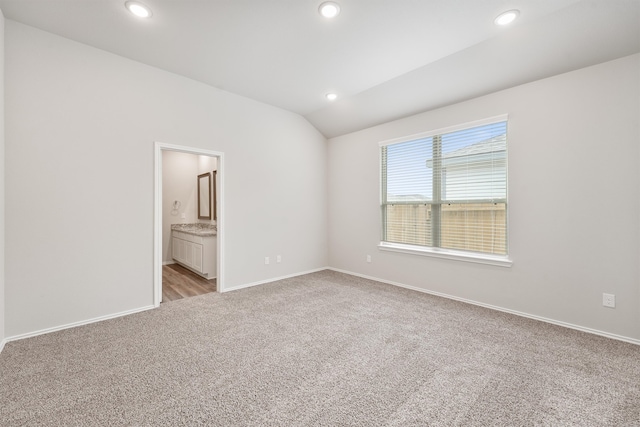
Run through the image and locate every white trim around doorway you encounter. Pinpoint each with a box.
[154,142,225,307]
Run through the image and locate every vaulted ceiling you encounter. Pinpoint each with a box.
[0,0,638,137]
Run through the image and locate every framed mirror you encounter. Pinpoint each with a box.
[212,170,217,221]
[197,172,211,220]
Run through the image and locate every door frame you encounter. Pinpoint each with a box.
[153,142,225,306]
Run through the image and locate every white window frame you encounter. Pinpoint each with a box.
[378,114,512,267]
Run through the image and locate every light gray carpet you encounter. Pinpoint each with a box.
[1,270,639,426]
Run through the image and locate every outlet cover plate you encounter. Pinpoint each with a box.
[602,293,615,308]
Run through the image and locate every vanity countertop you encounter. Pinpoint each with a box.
[171,223,217,237]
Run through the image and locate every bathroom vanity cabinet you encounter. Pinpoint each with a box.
[171,226,217,279]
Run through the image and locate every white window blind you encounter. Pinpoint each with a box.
[381,117,508,256]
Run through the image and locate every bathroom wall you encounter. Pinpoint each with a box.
[162,151,196,264]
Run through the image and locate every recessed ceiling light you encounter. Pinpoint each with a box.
[319,2,341,19]
[326,93,338,101]
[125,1,152,18]
[494,9,519,26]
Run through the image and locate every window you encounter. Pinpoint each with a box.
[380,115,510,265]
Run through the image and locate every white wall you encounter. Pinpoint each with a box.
[5,21,328,338]
[0,11,5,349]
[162,151,197,263]
[328,54,640,341]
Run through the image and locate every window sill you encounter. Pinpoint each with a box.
[378,242,513,267]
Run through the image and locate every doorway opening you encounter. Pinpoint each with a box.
[153,142,225,307]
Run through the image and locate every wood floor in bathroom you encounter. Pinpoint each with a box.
[162,263,216,302]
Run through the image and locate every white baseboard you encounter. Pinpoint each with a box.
[0,338,6,353]
[222,267,329,293]
[328,267,640,346]
[4,305,156,344]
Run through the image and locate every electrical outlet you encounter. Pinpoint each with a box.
[264,256,270,265]
[602,293,615,308]
[366,255,372,263]
[276,255,282,263]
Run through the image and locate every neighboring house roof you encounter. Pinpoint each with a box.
[426,134,506,168]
